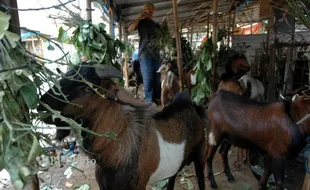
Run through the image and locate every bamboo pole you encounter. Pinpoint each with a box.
[211,0,219,93]
[86,0,92,21]
[231,10,236,40]
[118,21,122,41]
[122,24,129,88]
[207,13,210,39]
[190,25,194,47]
[172,0,184,90]
[227,11,232,46]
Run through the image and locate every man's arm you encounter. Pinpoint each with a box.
[128,12,147,32]
[128,18,141,32]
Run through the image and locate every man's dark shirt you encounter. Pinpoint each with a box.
[137,18,160,60]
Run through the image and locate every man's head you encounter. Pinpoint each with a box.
[143,3,155,18]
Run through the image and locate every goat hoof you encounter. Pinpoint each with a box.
[209,181,218,189]
[227,175,236,183]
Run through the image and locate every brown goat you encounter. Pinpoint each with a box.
[38,62,208,190]
[206,89,310,190]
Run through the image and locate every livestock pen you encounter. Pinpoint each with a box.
[1,0,310,190]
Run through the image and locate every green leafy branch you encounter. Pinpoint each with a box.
[191,38,213,105]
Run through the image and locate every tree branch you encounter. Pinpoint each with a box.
[4,0,76,11]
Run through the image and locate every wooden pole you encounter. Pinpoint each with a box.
[250,8,254,34]
[267,44,276,101]
[122,24,129,88]
[231,10,236,40]
[227,12,232,46]
[109,10,114,38]
[211,0,219,93]
[118,21,122,41]
[172,0,184,90]
[190,25,194,47]
[207,13,210,39]
[86,0,92,21]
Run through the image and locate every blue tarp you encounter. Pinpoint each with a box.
[21,31,40,39]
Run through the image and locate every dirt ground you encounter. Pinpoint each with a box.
[32,146,305,190]
[1,86,306,190]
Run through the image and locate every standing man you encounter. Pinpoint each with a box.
[128,3,161,104]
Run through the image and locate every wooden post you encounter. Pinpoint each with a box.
[231,10,236,39]
[227,11,232,46]
[109,10,114,38]
[250,8,254,34]
[211,0,219,93]
[283,47,293,93]
[118,21,122,41]
[190,25,194,47]
[207,13,210,39]
[122,23,129,88]
[267,44,276,101]
[86,0,92,21]
[172,0,184,90]
[266,8,274,53]
[0,0,20,35]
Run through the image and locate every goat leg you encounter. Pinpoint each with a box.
[272,157,285,190]
[219,141,236,183]
[206,144,220,189]
[259,155,272,189]
[166,174,177,190]
[193,140,206,190]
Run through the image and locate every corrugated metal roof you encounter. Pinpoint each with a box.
[112,0,261,33]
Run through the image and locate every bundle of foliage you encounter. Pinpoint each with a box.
[57,8,133,71]
[191,28,230,105]
[0,10,48,189]
[152,20,196,69]
[191,38,213,105]
[151,19,175,61]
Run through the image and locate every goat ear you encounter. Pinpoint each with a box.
[94,64,123,79]
[157,64,166,73]
[279,93,285,100]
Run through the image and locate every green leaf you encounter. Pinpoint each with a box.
[90,41,103,50]
[0,11,11,40]
[206,59,212,71]
[47,44,55,51]
[98,23,106,31]
[4,31,20,48]
[58,27,70,43]
[33,75,43,87]
[20,81,39,109]
[27,135,41,164]
[103,131,117,140]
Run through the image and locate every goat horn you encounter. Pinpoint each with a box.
[94,64,123,79]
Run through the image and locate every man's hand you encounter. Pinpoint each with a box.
[139,11,151,20]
